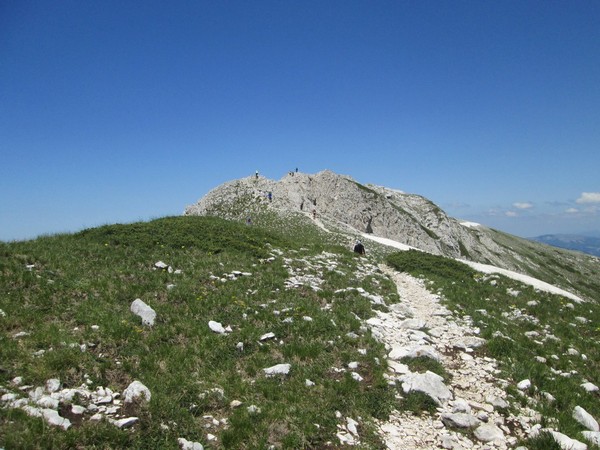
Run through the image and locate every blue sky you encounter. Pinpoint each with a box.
[2,1,599,241]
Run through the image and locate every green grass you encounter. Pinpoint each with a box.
[0,216,398,449]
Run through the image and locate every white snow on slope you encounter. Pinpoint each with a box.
[362,234,584,303]
[459,221,481,229]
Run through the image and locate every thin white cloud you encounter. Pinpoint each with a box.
[576,192,600,204]
[513,202,533,210]
[565,208,579,214]
[505,211,518,217]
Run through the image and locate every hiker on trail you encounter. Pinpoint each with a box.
[246,216,252,226]
[353,240,365,255]
[268,191,272,202]
[312,209,317,220]
[295,167,298,173]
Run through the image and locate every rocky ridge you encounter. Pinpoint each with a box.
[185,170,598,300]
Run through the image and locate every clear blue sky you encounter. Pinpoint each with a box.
[2,1,599,241]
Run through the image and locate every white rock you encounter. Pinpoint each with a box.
[41,408,71,430]
[1,393,18,402]
[573,406,599,431]
[12,376,23,386]
[89,413,103,421]
[582,431,600,446]
[178,437,204,450]
[400,371,452,405]
[263,363,291,377]
[110,417,138,428]
[123,380,151,404]
[154,261,169,269]
[346,417,359,436]
[260,332,276,341]
[582,382,599,392]
[548,430,587,450]
[236,342,244,351]
[351,372,363,382]
[348,362,359,369]
[302,316,313,321]
[46,378,61,393]
[441,413,480,429]
[517,379,531,390]
[451,398,471,413]
[230,400,242,408]
[247,404,261,414]
[208,320,226,334]
[305,379,315,387]
[399,318,425,329]
[130,299,156,326]
[71,405,86,415]
[453,336,486,350]
[474,423,505,442]
[389,345,440,362]
[37,396,59,409]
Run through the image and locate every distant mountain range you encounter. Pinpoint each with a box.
[530,234,600,257]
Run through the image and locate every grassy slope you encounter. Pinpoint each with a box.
[2,215,599,449]
[0,216,399,449]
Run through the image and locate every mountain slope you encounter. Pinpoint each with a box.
[531,234,600,257]
[1,212,599,449]
[185,170,600,301]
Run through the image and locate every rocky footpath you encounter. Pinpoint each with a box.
[370,265,598,450]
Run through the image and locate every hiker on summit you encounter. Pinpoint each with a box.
[255,170,259,179]
[353,240,366,255]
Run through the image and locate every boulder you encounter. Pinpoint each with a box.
[130,299,156,326]
[123,380,151,404]
[582,431,600,446]
[573,406,599,431]
[399,371,452,405]
[178,437,204,450]
[263,363,291,377]
[474,423,505,442]
[441,413,480,429]
[208,320,226,334]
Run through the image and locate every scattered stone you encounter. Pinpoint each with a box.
[230,400,242,408]
[71,405,86,415]
[547,430,587,450]
[46,378,61,393]
[389,345,440,362]
[123,380,151,404]
[130,299,156,326]
[13,331,30,339]
[263,364,291,377]
[474,423,504,442]
[305,379,315,387]
[247,405,261,414]
[260,332,275,341]
[573,406,599,432]
[453,336,486,351]
[110,417,138,428]
[399,371,452,405]
[178,437,204,450]
[517,379,531,390]
[41,408,71,430]
[581,382,599,392]
[208,321,226,334]
[441,413,481,429]
[582,431,600,446]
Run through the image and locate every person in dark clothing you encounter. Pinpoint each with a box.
[353,240,365,255]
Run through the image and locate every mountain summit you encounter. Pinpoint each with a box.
[185,170,598,300]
